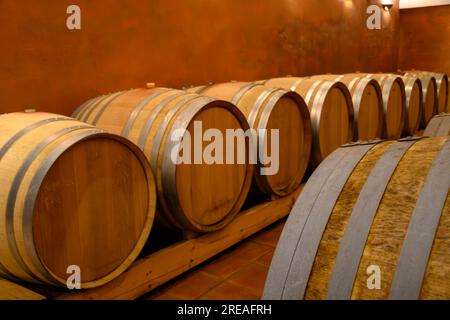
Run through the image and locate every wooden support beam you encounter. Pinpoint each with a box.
[57,188,301,300]
[0,278,45,300]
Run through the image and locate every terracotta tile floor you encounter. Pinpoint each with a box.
[143,218,286,300]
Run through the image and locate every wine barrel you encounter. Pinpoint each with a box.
[264,136,450,300]
[403,73,438,127]
[0,112,156,288]
[404,71,448,113]
[187,82,312,196]
[360,74,406,139]
[430,73,448,113]
[424,113,450,137]
[73,88,253,232]
[308,75,384,141]
[259,77,354,167]
[400,76,423,136]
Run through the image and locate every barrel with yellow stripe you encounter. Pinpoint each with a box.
[264,136,450,300]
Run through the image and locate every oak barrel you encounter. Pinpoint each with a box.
[0,112,156,288]
[424,113,450,137]
[73,88,253,232]
[308,75,384,141]
[259,77,354,167]
[399,76,423,136]
[187,82,312,196]
[358,74,406,139]
[404,71,448,114]
[264,136,450,300]
[403,73,438,127]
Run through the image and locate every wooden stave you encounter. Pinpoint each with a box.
[263,136,450,300]
[0,112,156,288]
[263,77,355,168]
[188,81,312,197]
[74,88,254,233]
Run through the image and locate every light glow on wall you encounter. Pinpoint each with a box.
[344,0,354,9]
[381,0,394,10]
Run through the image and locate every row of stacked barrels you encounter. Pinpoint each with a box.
[0,70,448,291]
